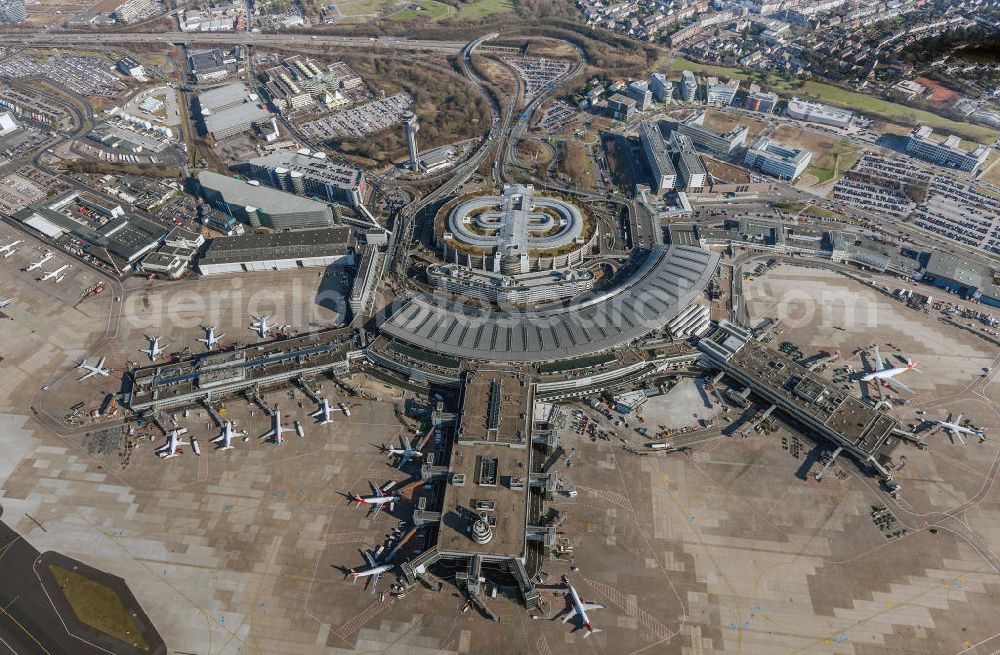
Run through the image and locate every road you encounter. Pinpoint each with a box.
[1,31,466,53]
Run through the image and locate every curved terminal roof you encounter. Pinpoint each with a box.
[381,245,719,362]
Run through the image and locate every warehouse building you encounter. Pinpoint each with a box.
[676,111,748,155]
[904,126,990,173]
[246,149,366,209]
[639,121,677,193]
[196,82,274,140]
[197,171,335,230]
[197,227,355,275]
[744,135,812,181]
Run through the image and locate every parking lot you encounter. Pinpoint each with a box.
[300,91,413,139]
[0,54,130,98]
[505,57,573,102]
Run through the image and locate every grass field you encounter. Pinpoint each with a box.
[979,154,1000,186]
[456,0,513,20]
[668,58,999,143]
[390,0,454,19]
[334,0,391,16]
[50,565,150,651]
[773,124,861,186]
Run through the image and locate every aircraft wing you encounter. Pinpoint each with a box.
[873,346,883,371]
[370,502,383,519]
[96,356,106,369]
[363,550,376,567]
[560,607,578,624]
[956,414,964,426]
[886,377,914,394]
[79,370,97,381]
[370,571,382,594]
[581,603,604,611]
[399,453,412,468]
[369,480,379,496]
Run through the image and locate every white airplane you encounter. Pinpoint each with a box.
[382,435,424,468]
[24,252,53,271]
[932,413,986,445]
[0,240,21,257]
[348,549,393,593]
[156,429,189,459]
[140,336,167,361]
[250,314,269,339]
[0,298,13,308]
[197,325,224,350]
[557,579,604,639]
[212,421,247,450]
[260,410,289,445]
[350,481,400,519]
[311,398,333,424]
[77,356,109,380]
[40,264,70,282]
[860,346,919,394]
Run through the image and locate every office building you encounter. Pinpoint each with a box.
[197,171,335,230]
[627,81,653,111]
[671,134,708,190]
[680,70,698,102]
[639,121,677,194]
[0,0,27,24]
[744,135,812,181]
[705,77,740,106]
[649,73,672,102]
[677,111,748,155]
[197,227,354,275]
[196,82,273,140]
[743,84,778,113]
[247,149,367,209]
[786,97,854,128]
[606,94,636,121]
[904,126,990,173]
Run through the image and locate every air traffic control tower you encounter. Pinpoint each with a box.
[400,370,558,613]
[403,111,419,170]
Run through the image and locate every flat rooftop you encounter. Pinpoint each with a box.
[437,370,532,558]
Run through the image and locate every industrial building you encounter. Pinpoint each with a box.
[197,227,354,275]
[195,82,274,140]
[922,251,1000,307]
[246,149,367,210]
[904,126,990,173]
[197,171,335,230]
[699,321,902,480]
[680,70,698,102]
[744,135,812,181]
[188,49,238,83]
[639,121,677,194]
[786,97,854,128]
[705,77,740,106]
[676,111,748,155]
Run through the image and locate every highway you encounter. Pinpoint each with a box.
[0,31,466,53]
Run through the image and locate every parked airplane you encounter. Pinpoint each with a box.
[311,398,333,424]
[197,325,224,350]
[0,298,13,308]
[77,356,109,380]
[0,240,21,256]
[860,346,919,394]
[382,435,424,468]
[261,410,289,445]
[350,481,400,518]
[348,549,393,593]
[24,252,53,271]
[156,429,189,459]
[212,421,246,450]
[140,336,167,361]
[556,578,604,639]
[932,413,985,445]
[40,264,70,282]
[250,314,269,338]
